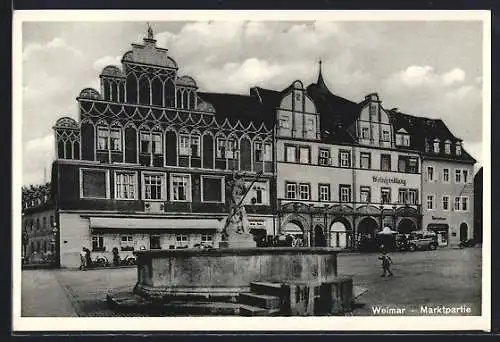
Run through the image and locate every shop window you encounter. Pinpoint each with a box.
[201,234,213,243]
[120,235,134,251]
[176,234,189,248]
[202,176,223,202]
[92,235,105,252]
[150,234,161,250]
[80,169,108,199]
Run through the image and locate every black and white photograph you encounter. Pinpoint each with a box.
[12,10,491,331]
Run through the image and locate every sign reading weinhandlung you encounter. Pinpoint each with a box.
[372,176,407,186]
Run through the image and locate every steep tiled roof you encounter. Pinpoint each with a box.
[197,92,273,127]
[388,110,475,163]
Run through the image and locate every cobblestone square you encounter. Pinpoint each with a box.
[21,247,482,317]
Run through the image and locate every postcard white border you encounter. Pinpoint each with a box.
[12,10,491,332]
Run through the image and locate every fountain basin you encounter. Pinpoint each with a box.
[133,247,338,301]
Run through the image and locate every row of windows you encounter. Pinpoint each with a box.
[426,195,469,212]
[94,128,273,162]
[28,240,54,255]
[284,182,419,205]
[121,74,196,109]
[284,145,419,173]
[427,139,462,156]
[80,169,269,205]
[91,233,214,252]
[24,215,55,232]
[426,166,469,184]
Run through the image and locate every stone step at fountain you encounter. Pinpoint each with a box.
[249,281,286,297]
[239,304,281,317]
[238,292,281,310]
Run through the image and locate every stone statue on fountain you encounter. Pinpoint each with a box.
[218,171,257,249]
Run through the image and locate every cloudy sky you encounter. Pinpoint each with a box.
[20,20,484,186]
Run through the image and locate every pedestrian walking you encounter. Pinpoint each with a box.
[378,250,393,277]
[79,247,88,271]
[84,247,92,269]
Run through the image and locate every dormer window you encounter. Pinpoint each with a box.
[396,131,410,147]
[456,142,462,156]
[433,139,440,153]
[382,129,390,142]
[444,140,451,154]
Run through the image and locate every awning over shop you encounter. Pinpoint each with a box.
[282,222,303,234]
[89,217,222,231]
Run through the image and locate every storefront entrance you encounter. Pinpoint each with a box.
[314,225,327,247]
[330,221,349,249]
[282,221,305,244]
[427,223,449,247]
[398,218,416,234]
[357,217,379,239]
[460,223,469,242]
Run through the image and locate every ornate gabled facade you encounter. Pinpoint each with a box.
[42,28,476,267]
[51,28,275,268]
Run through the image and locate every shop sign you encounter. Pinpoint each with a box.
[431,216,447,221]
[372,176,407,186]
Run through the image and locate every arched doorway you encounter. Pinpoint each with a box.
[357,217,379,239]
[330,221,348,249]
[460,223,468,242]
[282,221,304,238]
[281,220,305,247]
[314,225,326,247]
[398,218,416,234]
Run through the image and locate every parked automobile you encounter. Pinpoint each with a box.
[403,232,438,251]
[459,239,477,249]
